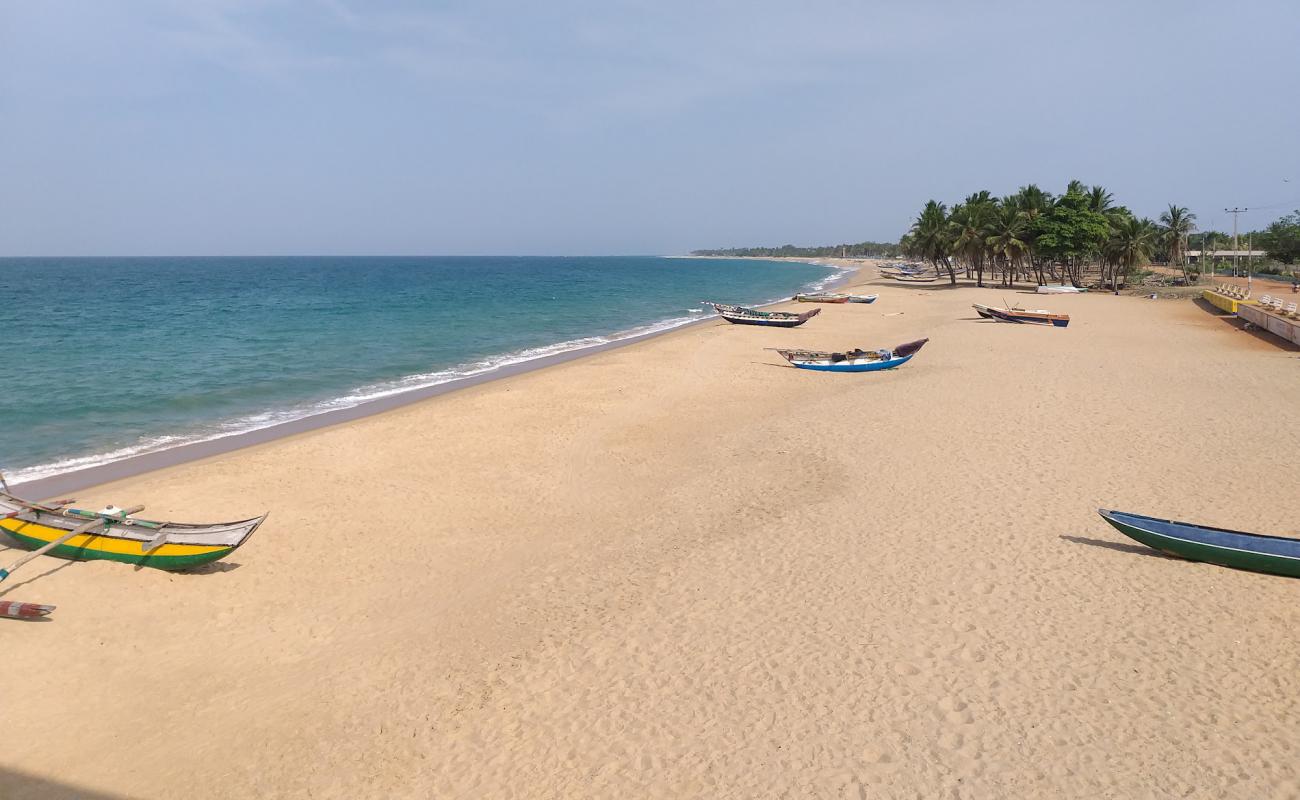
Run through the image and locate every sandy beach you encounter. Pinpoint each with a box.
[4,262,1299,799]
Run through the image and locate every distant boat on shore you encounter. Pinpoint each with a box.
[972,303,1070,327]
[886,273,938,283]
[773,338,928,373]
[710,303,820,328]
[846,294,878,304]
[1098,509,1300,578]
[793,292,850,303]
[1037,285,1087,294]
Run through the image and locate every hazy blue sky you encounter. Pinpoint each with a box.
[3,1,1297,255]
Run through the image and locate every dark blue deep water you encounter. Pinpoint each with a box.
[0,256,839,481]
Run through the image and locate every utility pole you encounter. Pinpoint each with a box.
[1225,207,1247,277]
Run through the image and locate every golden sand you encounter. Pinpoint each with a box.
[3,263,1299,798]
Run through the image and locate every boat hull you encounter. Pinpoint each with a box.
[985,307,1070,327]
[1,517,249,570]
[789,353,914,372]
[846,295,878,304]
[721,315,810,328]
[1098,509,1300,578]
[794,294,849,303]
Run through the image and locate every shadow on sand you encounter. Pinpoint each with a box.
[1192,298,1300,352]
[1059,534,1179,561]
[0,768,137,800]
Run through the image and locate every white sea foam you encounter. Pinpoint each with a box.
[11,260,850,485]
[7,313,705,485]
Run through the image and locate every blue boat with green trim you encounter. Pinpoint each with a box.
[1098,509,1300,578]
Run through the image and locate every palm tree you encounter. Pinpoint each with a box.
[986,203,1030,287]
[1106,216,1158,288]
[1159,205,1198,283]
[1087,185,1114,213]
[949,192,996,287]
[1011,185,1052,284]
[908,200,955,283]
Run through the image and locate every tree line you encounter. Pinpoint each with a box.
[900,180,1200,288]
[690,241,901,259]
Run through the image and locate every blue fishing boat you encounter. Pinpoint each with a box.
[774,338,928,373]
[1098,509,1300,578]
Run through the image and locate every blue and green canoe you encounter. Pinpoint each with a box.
[1098,509,1300,578]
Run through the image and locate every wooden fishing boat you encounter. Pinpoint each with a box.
[0,491,264,572]
[974,303,1070,327]
[887,273,938,283]
[1037,285,1087,294]
[710,303,820,328]
[1098,509,1300,578]
[774,338,928,373]
[793,293,850,303]
[846,294,878,304]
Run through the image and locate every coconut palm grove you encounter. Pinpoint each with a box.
[901,180,1216,289]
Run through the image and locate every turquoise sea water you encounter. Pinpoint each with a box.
[1,256,840,482]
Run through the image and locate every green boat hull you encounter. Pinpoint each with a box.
[1100,512,1300,578]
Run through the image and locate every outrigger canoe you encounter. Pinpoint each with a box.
[1098,509,1300,578]
[774,338,929,373]
[0,491,264,572]
[710,303,820,328]
[846,294,878,304]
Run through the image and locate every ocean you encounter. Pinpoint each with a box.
[1,256,841,484]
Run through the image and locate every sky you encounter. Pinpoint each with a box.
[2,0,1298,256]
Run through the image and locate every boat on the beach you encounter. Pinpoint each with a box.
[886,273,938,283]
[710,303,820,328]
[773,338,928,373]
[846,294,878,304]
[1037,285,1087,294]
[1098,509,1300,578]
[793,293,850,303]
[0,491,265,571]
[972,303,1070,327]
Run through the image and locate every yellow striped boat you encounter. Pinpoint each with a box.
[1,492,264,571]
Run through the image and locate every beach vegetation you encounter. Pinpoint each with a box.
[901,181,1206,289]
[1258,211,1300,264]
[691,241,901,258]
[1158,205,1198,284]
